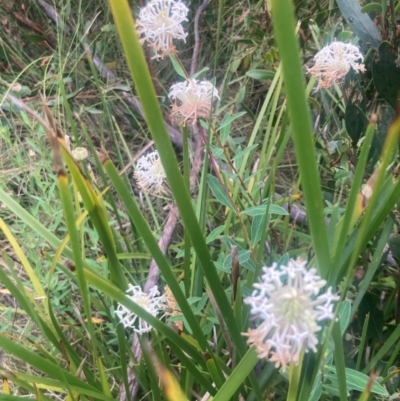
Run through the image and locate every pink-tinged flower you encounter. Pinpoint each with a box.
[134,151,166,195]
[116,285,167,334]
[168,79,219,125]
[307,42,365,90]
[136,0,189,60]
[244,259,339,371]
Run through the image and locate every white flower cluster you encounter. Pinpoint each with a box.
[134,151,166,195]
[307,41,365,90]
[136,1,218,126]
[136,0,189,59]
[244,259,339,371]
[168,79,219,126]
[116,285,167,334]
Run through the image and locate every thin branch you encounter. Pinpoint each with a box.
[36,0,71,35]
[190,0,209,76]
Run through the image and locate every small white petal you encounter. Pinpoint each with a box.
[116,284,167,334]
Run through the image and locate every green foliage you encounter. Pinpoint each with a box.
[1,0,400,400]
[373,41,400,109]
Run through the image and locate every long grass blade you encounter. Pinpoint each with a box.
[106,0,248,358]
[271,0,330,275]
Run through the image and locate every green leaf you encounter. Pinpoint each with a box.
[246,70,275,81]
[309,374,322,401]
[221,237,256,272]
[206,226,225,243]
[325,366,389,396]
[361,3,382,14]
[339,300,351,335]
[210,144,225,159]
[0,335,109,400]
[101,0,255,357]
[169,54,187,79]
[337,30,354,42]
[242,203,288,216]
[388,234,400,260]
[232,144,259,164]
[251,215,266,246]
[358,293,384,341]
[271,0,331,280]
[372,42,400,108]
[207,174,234,210]
[191,67,210,79]
[335,0,381,49]
[191,66,210,79]
[218,112,247,146]
[345,83,368,145]
[218,112,247,131]
[222,251,252,272]
[212,348,259,401]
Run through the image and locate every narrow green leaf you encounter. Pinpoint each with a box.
[61,147,126,289]
[325,366,388,396]
[107,0,250,362]
[271,0,331,276]
[207,174,235,210]
[345,83,367,145]
[309,374,323,401]
[169,54,188,79]
[217,112,247,131]
[0,267,60,349]
[361,3,382,14]
[47,299,97,385]
[206,225,225,243]
[246,70,275,81]
[338,300,351,336]
[0,335,109,400]
[0,218,46,299]
[212,348,259,401]
[192,66,210,79]
[373,42,400,108]
[251,215,267,246]
[330,120,376,284]
[57,171,97,360]
[242,204,288,217]
[232,144,259,163]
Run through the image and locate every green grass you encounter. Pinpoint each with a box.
[1,0,400,400]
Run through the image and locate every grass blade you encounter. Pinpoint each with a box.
[271,0,330,275]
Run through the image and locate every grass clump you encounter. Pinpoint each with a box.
[1,0,400,400]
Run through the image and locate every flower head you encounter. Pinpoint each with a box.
[135,151,166,195]
[244,259,339,371]
[72,147,89,161]
[168,79,219,126]
[116,285,167,334]
[307,41,365,90]
[136,0,188,59]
